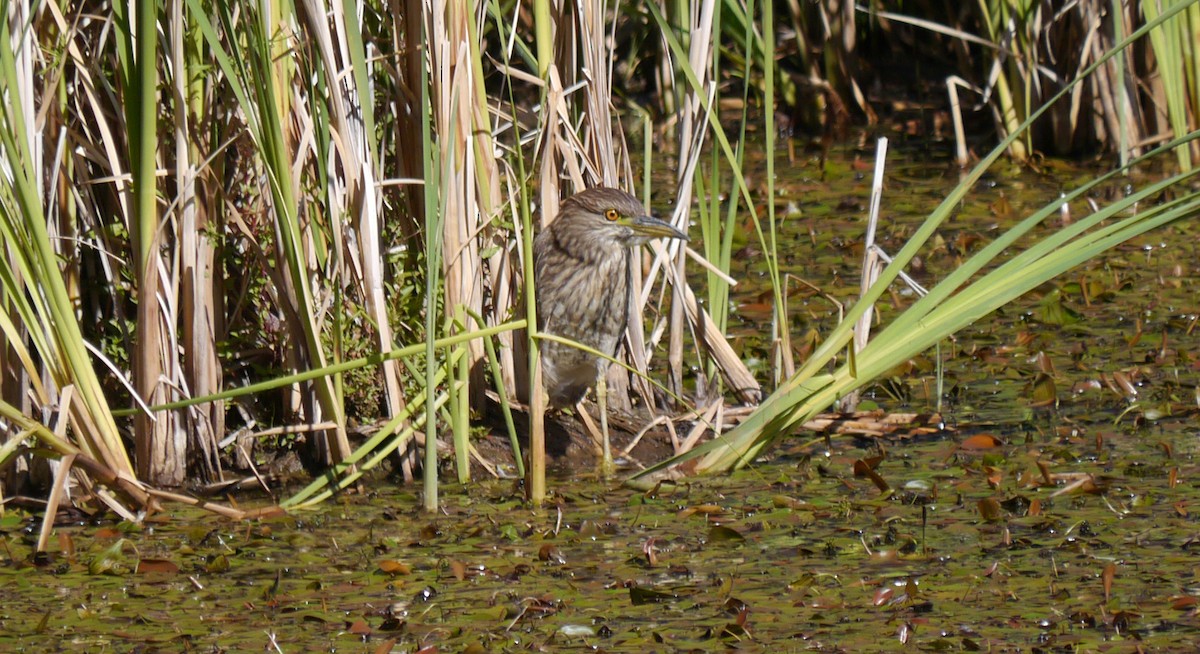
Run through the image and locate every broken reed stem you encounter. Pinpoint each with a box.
[841,137,889,412]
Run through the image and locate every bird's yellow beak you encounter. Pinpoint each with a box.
[626,214,689,241]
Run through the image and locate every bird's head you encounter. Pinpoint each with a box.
[555,187,689,248]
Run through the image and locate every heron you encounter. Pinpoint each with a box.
[533,187,688,474]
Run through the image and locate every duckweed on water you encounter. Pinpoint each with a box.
[3,435,1200,652]
[5,150,1200,651]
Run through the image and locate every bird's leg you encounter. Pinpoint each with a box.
[598,376,614,477]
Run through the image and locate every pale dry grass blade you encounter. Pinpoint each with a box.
[190,0,354,467]
[36,387,75,552]
[427,0,504,481]
[678,398,721,454]
[1144,0,1199,169]
[0,2,145,509]
[301,0,409,438]
[664,1,717,407]
[169,0,223,482]
[110,0,185,484]
[946,76,977,166]
[676,279,759,404]
[577,0,617,187]
[839,138,888,412]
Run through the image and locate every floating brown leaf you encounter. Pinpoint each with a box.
[960,434,1002,450]
[1102,562,1116,602]
[852,459,890,493]
[989,193,1012,219]
[678,504,725,518]
[642,538,660,566]
[977,498,1003,522]
[984,466,1003,488]
[1034,351,1056,375]
[869,550,900,565]
[1126,319,1143,347]
[1171,596,1198,610]
[1112,610,1139,633]
[374,638,401,654]
[58,532,76,560]
[859,454,885,469]
[1036,460,1054,486]
[538,544,566,564]
[873,587,894,606]
[1028,498,1042,516]
[723,596,749,617]
[93,527,121,540]
[379,560,412,575]
[136,558,179,575]
[1110,371,1137,398]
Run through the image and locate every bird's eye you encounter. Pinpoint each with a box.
[604,208,620,222]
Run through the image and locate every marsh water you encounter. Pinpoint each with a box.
[4,145,1200,651]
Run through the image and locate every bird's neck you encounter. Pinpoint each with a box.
[551,225,630,265]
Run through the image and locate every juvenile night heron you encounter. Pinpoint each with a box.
[534,187,688,473]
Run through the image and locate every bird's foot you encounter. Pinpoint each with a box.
[574,401,615,478]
